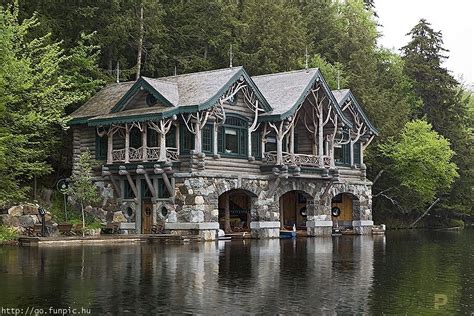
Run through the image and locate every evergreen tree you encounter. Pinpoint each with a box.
[68,150,100,237]
[234,0,307,75]
[0,4,103,205]
[402,19,473,214]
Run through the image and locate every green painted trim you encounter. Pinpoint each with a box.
[193,68,272,113]
[257,70,353,129]
[344,90,379,136]
[88,107,180,126]
[111,77,174,113]
[68,117,91,125]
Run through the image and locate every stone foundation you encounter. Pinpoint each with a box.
[164,222,219,241]
[306,220,333,236]
[352,220,374,235]
[250,221,280,239]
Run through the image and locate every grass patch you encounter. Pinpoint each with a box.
[0,225,17,241]
[48,191,102,228]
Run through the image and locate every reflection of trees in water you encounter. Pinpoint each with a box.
[369,230,469,314]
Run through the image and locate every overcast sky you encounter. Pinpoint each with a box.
[374,0,474,86]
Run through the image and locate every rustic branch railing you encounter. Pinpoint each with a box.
[129,147,143,161]
[166,147,179,161]
[263,151,331,168]
[146,147,160,161]
[111,147,179,163]
[112,148,126,162]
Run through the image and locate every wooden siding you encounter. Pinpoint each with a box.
[222,91,254,117]
[204,157,261,174]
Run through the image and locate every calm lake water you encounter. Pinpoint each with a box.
[0,229,472,315]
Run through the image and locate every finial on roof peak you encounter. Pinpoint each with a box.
[305,46,309,73]
[229,44,233,68]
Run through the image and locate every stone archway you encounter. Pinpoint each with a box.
[279,190,312,230]
[218,189,257,233]
[331,192,360,228]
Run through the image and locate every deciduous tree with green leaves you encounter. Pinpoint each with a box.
[67,150,101,237]
[0,4,103,205]
[379,120,458,210]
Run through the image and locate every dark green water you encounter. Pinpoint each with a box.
[0,229,472,315]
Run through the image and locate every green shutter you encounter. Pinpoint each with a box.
[180,124,195,154]
[353,141,361,165]
[252,132,261,158]
[130,128,141,148]
[95,135,107,160]
[166,125,176,148]
[147,128,157,147]
[202,124,213,153]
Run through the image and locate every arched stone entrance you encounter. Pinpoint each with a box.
[218,189,256,233]
[331,193,360,228]
[279,190,312,230]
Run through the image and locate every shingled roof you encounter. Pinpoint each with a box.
[332,89,378,135]
[71,66,273,125]
[70,82,134,124]
[70,66,369,130]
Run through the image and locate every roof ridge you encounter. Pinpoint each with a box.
[252,68,319,79]
[157,66,243,81]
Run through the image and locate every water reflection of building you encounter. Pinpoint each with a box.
[0,236,386,314]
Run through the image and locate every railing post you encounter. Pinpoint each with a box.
[142,122,148,162]
[124,124,130,163]
[107,131,113,164]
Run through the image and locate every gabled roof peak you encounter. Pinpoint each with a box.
[252,67,319,79]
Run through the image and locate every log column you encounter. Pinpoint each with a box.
[158,129,167,161]
[125,124,130,163]
[194,121,202,153]
[175,123,180,155]
[289,124,295,154]
[142,122,148,162]
[213,122,218,156]
[107,131,114,164]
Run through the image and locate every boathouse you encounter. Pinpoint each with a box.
[69,67,378,240]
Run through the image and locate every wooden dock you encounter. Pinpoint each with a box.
[18,234,201,247]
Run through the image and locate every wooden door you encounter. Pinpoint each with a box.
[142,201,153,234]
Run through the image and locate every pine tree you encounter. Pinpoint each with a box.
[402,19,473,214]
[68,151,100,237]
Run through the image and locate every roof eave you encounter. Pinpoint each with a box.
[197,67,273,113]
[346,91,379,136]
[87,107,180,126]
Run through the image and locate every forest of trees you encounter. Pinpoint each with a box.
[0,0,472,222]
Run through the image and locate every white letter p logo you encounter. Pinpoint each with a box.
[434,294,448,310]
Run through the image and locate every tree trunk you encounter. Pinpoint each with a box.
[81,202,85,237]
[135,3,144,80]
